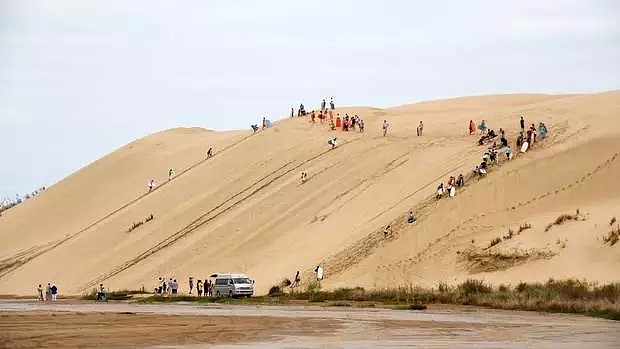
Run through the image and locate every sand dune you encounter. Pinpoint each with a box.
[1,91,619,296]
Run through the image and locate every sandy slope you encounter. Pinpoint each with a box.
[0,92,619,296]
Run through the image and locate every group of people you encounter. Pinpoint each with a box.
[188,276,214,297]
[436,174,465,199]
[156,277,179,295]
[36,282,58,301]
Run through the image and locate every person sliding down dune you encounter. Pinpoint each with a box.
[300,171,308,184]
[436,183,445,199]
[328,137,337,149]
[407,211,417,223]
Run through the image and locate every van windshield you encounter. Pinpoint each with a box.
[233,278,252,284]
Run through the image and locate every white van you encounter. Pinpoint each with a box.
[210,273,254,298]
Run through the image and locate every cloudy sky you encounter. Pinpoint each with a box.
[1,0,619,199]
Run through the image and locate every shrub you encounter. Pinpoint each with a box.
[268,285,282,297]
[458,279,492,296]
[488,237,502,248]
[517,223,532,234]
[603,225,619,246]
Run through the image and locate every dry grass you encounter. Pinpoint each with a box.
[603,225,619,246]
[127,214,155,233]
[517,223,532,234]
[545,210,583,232]
[461,248,556,273]
[488,237,502,248]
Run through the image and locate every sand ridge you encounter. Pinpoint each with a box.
[0,92,619,296]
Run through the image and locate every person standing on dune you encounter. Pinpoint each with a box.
[382,120,389,137]
[417,121,424,136]
[520,115,525,132]
[330,97,335,110]
[321,99,326,111]
[148,179,156,192]
[168,169,174,181]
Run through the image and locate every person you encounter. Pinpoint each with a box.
[520,115,525,132]
[328,109,333,121]
[291,271,301,288]
[300,171,308,184]
[447,176,455,187]
[321,99,326,111]
[478,120,487,135]
[168,278,174,296]
[505,145,513,160]
[358,119,365,133]
[172,280,178,295]
[188,277,194,295]
[251,124,259,133]
[456,173,464,187]
[50,283,58,301]
[206,280,212,297]
[539,122,548,139]
[37,284,44,301]
[330,97,335,110]
[436,183,444,199]
[262,116,266,130]
[311,110,316,123]
[500,134,508,147]
[329,119,336,130]
[97,284,107,301]
[530,124,537,144]
[516,132,524,149]
[417,121,424,136]
[148,179,156,192]
[469,120,476,135]
[328,137,337,149]
[407,211,417,223]
[291,107,294,118]
[383,224,392,238]
[45,283,51,301]
[168,169,175,181]
[207,147,213,159]
[299,103,305,116]
[197,280,203,297]
[314,265,324,281]
[382,120,389,137]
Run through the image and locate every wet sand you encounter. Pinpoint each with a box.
[1,300,619,348]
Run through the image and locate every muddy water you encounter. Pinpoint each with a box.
[1,301,618,348]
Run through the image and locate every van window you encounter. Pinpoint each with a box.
[215,278,229,286]
[233,278,252,284]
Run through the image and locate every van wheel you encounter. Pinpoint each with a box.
[216,291,220,297]
[228,290,233,298]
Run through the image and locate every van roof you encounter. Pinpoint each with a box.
[210,273,249,278]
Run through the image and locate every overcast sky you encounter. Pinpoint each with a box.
[1,0,619,199]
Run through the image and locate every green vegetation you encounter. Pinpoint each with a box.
[132,279,620,321]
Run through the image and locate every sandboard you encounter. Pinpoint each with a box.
[437,188,444,197]
[449,186,456,197]
[521,141,529,153]
[479,168,487,175]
